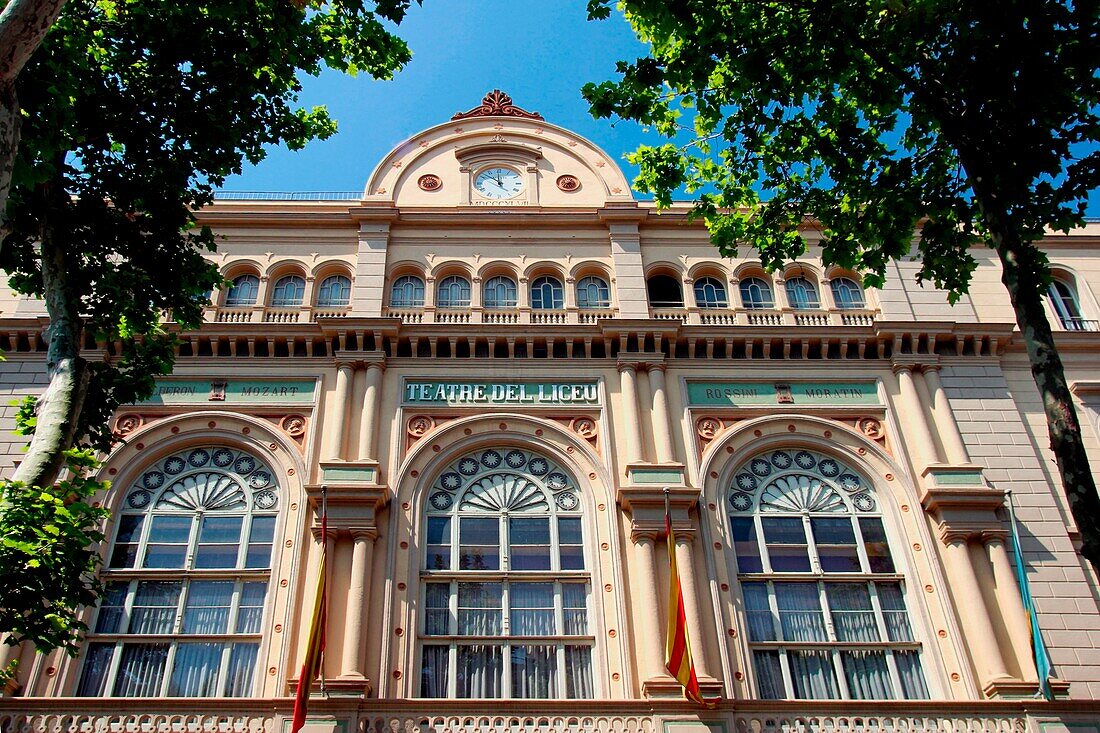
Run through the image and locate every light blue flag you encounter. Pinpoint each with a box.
[1006,491,1054,700]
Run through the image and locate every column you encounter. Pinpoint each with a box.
[341,529,377,679]
[923,366,972,464]
[326,364,354,461]
[941,534,1010,684]
[985,534,1038,681]
[632,533,669,684]
[357,363,384,461]
[674,532,710,677]
[618,364,644,464]
[648,365,677,464]
[893,365,941,469]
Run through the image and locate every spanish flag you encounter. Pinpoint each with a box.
[292,493,328,733]
[665,497,717,706]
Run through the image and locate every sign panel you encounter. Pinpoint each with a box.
[403,380,600,407]
[136,378,317,405]
[686,380,879,407]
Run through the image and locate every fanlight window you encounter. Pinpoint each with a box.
[784,277,820,309]
[437,276,471,308]
[391,275,425,308]
[78,447,278,698]
[830,278,865,310]
[224,275,259,307]
[575,276,610,309]
[694,277,729,308]
[270,275,305,307]
[531,276,565,310]
[316,275,351,307]
[728,448,928,700]
[483,276,518,309]
[421,447,592,699]
[739,277,775,309]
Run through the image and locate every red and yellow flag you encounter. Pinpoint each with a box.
[292,504,327,733]
[665,507,717,706]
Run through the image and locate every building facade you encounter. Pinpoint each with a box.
[1,92,1100,731]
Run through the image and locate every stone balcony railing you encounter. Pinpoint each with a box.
[210,305,351,323]
[383,308,618,325]
[651,307,879,327]
[1,698,1097,733]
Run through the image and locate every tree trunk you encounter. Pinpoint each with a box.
[10,173,88,489]
[990,224,1100,578]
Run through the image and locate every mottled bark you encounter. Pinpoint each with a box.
[10,176,88,490]
[0,0,68,240]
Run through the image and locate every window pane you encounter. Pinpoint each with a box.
[113,643,170,696]
[182,581,233,634]
[236,582,267,634]
[812,517,861,573]
[96,582,129,633]
[895,650,929,699]
[562,584,588,635]
[730,517,764,573]
[510,583,554,635]
[457,644,502,698]
[877,582,914,641]
[576,277,610,309]
[424,583,451,635]
[226,643,259,696]
[144,516,192,569]
[558,517,584,570]
[130,581,182,634]
[510,517,550,570]
[246,515,275,569]
[111,516,145,568]
[195,516,243,569]
[459,517,500,571]
[426,516,452,570]
[762,517,811,572]
[421,645,450,697]
[859,517,895,573]
[753,650,785,699]
[741,582,776,641]
[168,642,223,696]
[457,583,502,635]
[826,583,879,642]
[76,643,115,697]
[788,649,840,699]
[775,583,827,641]
[564,646,593,698]
[841,650,894,699]
[511,644,557,698]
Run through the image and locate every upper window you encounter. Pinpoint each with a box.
[647,274,683,308]
[830,278,866,310]
[391,275,425,308]
[483,276,518,310]
[1048,278,1096,331]
[785,277,821,310]
[420,448,593,699]
[739,277,775,309]
[531,276,565,310]
[728,447,928,701]
[576,276,610,309]
[693,277,729,309]
[316,275,351,307]
[224,275,259,307]
[438,276,472,309]
[78,446,279,698]
[270,275,305,307]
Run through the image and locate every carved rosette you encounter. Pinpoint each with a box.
[556,175,580,192]
[418,174,442,191]
[451,90,544,121]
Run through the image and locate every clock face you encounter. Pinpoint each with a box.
[474,167,524,199]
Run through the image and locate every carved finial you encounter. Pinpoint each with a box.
[451,90,544,121]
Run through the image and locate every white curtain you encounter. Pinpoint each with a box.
[235,582,267,634]
[510,583,554,636]
[75,643,114,696]
[752,650,784,699]
[511,644,557,698]
[788,650,839,699]
[458,583,502,635]
[841,650,893,699]
[741,582,776,641]
[129,582,182,634]
[826,583,879,642]
[182,581,233,634]
[564,646,593,698]
[424,583,451,635]
[226,643,259,696]
[113,643,169,696]
[95,583,128,634]
[168,642,222,696]
[421,645,450,697]
[457,645,502,697]
[877,583,914,641]
[561,584,588,635]
[895,651,930,699]
[775,583,827,641]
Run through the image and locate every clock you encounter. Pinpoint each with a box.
[474,167,524,199]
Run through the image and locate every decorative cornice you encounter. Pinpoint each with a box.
[451,90,544,121]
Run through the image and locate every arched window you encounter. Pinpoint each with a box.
[270,275,305,307]
[647,274,683,308]
[1048,277,1094,331]
[78,446,279,697]
[728,447,928,700]
[437,276,471,309]
[316,275,351,307]
[575,276,610,309]
[531,276,564,310]
[785,277,821,310]
[420,448,593,699]
[391,275,425,308]
[739,277,775,309]
[693,277,729,308]
[224,275,259,307]
[483,276,518,309]
[830,278,866,310]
